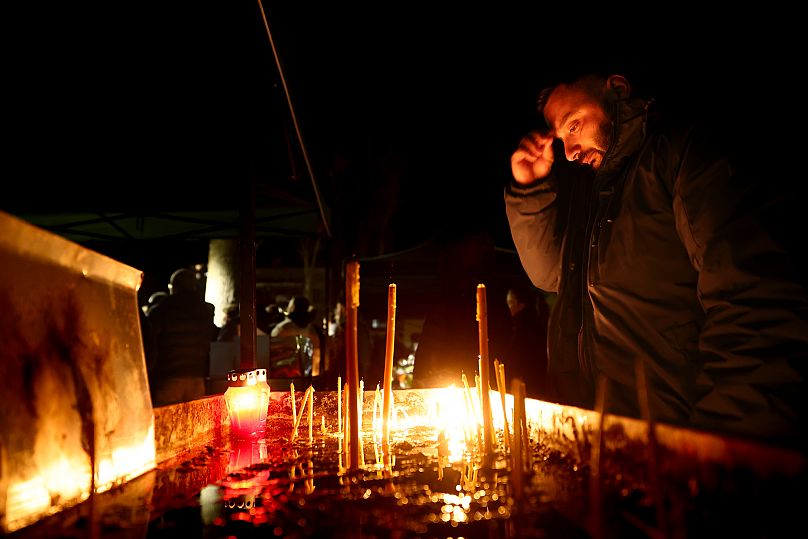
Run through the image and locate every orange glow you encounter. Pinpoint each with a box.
[95,424,157,492]
[225,370,266,438]
[4,453,94,532]
[225,386,262,438]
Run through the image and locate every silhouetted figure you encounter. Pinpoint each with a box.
[217,303,240,342]
[259,303,286,336]
[147,268,218,406]
[325,301,346,382]
[502,284,549,399]
[270,296,323,377]
[142,290,168,316]
[139,308,158,378]
[413,230,508,388]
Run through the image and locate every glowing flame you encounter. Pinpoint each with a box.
[225,385,264,438]
[96,423,156,492]
[4,454,94,532]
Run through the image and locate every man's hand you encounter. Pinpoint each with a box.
[510,131,555,184]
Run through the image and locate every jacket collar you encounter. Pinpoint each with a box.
[597,97,652,176]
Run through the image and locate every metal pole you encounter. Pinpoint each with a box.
[239,177,257,370]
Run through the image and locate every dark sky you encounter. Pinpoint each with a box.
[7,5,800,260]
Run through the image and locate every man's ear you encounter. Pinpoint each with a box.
[606,75,630,99]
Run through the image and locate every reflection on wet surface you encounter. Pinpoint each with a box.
[146,431,584,538]
[10,388,807,538]
[166,433,582,538]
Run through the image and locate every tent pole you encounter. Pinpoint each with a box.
[239,176,257,370]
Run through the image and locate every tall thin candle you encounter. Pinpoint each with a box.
[512,378,525,501]
[494,359,510,454]
[359,379,364,434]
[343,382,349,455]
[462,373,481,452]
[382,283,396,452]
[345,261,361,469]
[476,284,493,457]
[291,386,312,442]
[308,385,314,443]
[371,384,382,436]
[290,382,297,428]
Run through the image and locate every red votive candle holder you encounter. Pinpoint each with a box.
[224,369,263,438]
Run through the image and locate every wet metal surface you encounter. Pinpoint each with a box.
[8,388,808,538]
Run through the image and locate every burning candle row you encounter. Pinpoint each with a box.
[225,262,533,495]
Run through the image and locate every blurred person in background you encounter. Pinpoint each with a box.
[147,268,218,406]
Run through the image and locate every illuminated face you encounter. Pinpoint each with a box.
[506,291,523,317]
[544,83,612,170]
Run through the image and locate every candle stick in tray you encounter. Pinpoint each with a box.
[382,283,396,452]
[494,359,510,453]
[511,378,525,500]
[476,284,494,458]
[346,261,361,469]
[291,386,313,442]
[290,382,297,428]
[308,385,314,444]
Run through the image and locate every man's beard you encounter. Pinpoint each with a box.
[595,117,612,153]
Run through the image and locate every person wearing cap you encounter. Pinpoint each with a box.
[270,296,322,377]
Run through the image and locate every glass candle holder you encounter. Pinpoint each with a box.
[254,368,270,432]
[224,370,262,439]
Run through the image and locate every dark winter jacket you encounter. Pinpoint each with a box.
[147,292,217,378]
[505,96,807,444]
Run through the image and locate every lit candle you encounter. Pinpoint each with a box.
[475,373,482,414]
[290,382,297,429]
[359,379,364,434]
[460,373,483,452]
[391,393,396,430]
[382,283,396,452]
[346,261,360,468]
[494,359,510,454]
[371,384,382,436]
[337,375,342,434]
[224,369,263,439]
[476,284,493,458]
[512,378,525,500]
[342,382,349,460]
[461,373,478,447]
[308,385,314,444]
[291,386,312,442]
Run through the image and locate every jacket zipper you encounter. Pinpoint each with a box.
[578,177,603,384]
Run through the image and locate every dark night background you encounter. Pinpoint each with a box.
[5,5,804,305]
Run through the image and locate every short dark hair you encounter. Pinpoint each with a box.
[535,85,555,123]
[535,73,609,122]
[507,283,535,306]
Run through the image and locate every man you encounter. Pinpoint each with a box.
[271,296,322,377]
[506,73,807,446]
[147,268,218,406]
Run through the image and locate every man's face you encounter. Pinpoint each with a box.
[506,291,523,317]
[544,83,612,170]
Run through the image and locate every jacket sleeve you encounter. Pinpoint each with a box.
[504,173,564,293]
[672,122,808,443]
